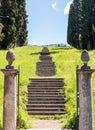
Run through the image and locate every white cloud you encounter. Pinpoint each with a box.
[51,1,57,10]
[64,0,73,15]
[31,41,37,45]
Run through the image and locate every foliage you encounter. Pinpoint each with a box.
[0,23,4,42]
[67,0,95,50]
[0,0,27,49]
[63,112,77,129]
[16,0,28,46]
[0,0,18,49]
[17,107,31,129]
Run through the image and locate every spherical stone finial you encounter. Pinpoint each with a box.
[81,50,90,63]
[6,49,15,69]
[81,50,90,70]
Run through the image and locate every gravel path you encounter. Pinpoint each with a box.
[27,119,62,129]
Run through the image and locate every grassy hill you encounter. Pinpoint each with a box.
[0,46,95,129]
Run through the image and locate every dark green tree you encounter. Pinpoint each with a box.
[67,3,77,48]
[16,0,28,46]
[0,0,28,49]
[67,0,83,49]
[67,0,95,50]
[81,0,92,49]
[90,0,95,49]
[0,0,18,49]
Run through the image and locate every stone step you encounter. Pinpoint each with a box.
[28,87,63,90]
[28,98,64,102]
[27,104,65,108]
[28,100,65,104]
[27,111,65,115]
[29,86,62,88]
[28,90,60,93]
[28,83,64,87]
[36,63,55,69]
[39,55,52,61]
[28,94,64,98]
[37,66,55,69]
[28,82,64,85]
[36,67,55,70]
[27,92,62,95]
[37,69,55,72]
[28,96,64,100]
[28,91,61,94]
[28,95,64,98]
[29,78,64,82]
[37,68,55,71]
[36,71,56,76]
[37,62,55,65]
[27,107,65,111]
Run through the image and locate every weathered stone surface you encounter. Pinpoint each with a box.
[78,70,95,130]
[36,62,55,76]
[6,49,15,69]
[36,47,56,76]
[81,50,90,63]
[27,78,65,115]
[39,55,52,61]
[1,69,18,130]
[40,47,50,55]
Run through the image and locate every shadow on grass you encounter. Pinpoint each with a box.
[29,52,40,55]
[30,51,59,55]
[51,46,73,50]
[50,51,59,54]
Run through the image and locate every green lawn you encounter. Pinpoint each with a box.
[0,46,95,129]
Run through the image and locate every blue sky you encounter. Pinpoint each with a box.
[26,0,73,45]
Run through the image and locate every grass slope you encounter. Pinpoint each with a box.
[0,46,95,129]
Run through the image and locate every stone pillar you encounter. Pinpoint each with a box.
[77,50,95,130]
[78,69,94,130]
[1,69,18,130]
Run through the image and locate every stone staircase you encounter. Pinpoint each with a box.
[27,78,65,115]
[27,47,65,116]
[36,47,56,76]
[36,62,55,76]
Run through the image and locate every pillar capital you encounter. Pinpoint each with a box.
[1,69,18,76]
[77,69,95,74]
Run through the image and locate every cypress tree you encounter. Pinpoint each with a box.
[81,0,92,49]
[16,0,28,46]
[67,3,76,47]
[68,0,95,50]
[91,0,95,48]
[67,0,83,49]
[0,0,18,49]
[0,0,28,49]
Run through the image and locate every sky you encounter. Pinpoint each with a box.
[26,0,73,45]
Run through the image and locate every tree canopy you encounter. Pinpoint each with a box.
[0,0,27,49]
[67,0,95,50]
